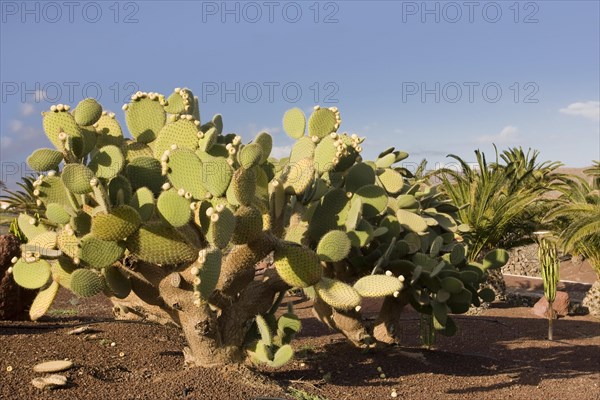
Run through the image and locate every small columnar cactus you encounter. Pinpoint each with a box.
[11,88,509,367]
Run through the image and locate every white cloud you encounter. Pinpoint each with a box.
[0,136,13,149]
[20,103,35,116]
[559,101,600,121]
[271,145,292,159]
[476,125,519,144]
[9,120,24,132]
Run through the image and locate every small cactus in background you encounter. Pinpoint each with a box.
[534,231,559,340]
[10,87,509,367]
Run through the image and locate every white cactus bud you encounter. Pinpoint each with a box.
[184,192,192,199]
[56,104,64,111]
[73,257,80,265]
[189,202,196,210]
[161,182,171,191]
[170,144,178,150]
[6,267,13,275]
[385,270,393,276]
[355,305,362,312]
[33,189,40,196]
[313,105,320,110]
[58,132,67,141]
[10,257,18,264]
[398,275,405,282]
[205,207,214,217]
[90,178,98,187]
[177,188,185,196]
[190,266,199,276]
[29,218,36,225]
[64,105,71,111]
[393,291,400,298]
[36,199,43,206]
[210,213,219,222]
[50,105,57,112]
[47,170,56,177]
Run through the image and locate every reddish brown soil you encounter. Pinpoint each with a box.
[1,285,599,400]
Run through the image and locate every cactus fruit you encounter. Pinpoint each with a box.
[274,243,322,288]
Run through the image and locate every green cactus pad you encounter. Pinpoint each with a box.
[35,176,68,206]
[42,109,84,157]
[70,211,91,236]
[284,224,308,245]
[27,148,63,172]
[12,259,51,289]
[50,257,76,288]
[197,247,222,298]
[289,137,315,164]
[238,143,264,170]
[198,126,218,152]
[378,169,404,194]
[255,314,273,345]
[283,158,314,195]
[103,265,131,299]
[80,235,125,269]
[429,236,444,256]
[126,222,197,265]
[207,206,236,249]
[345,196,362,231]
[274,243,322,288]
[482,249,509,270]
[130,187,155,222]
[314,135,338,174]
[95,113,124,148]
[396,209,428,233]
[253,132,273,164]
[316,277,362,311]
[29,280,59,321]
[348,219,374,248]
[282,108,306,139]
[126,156,165,195]
[43,203,71,225]
[17,213,49,241]
[316,230,351,262]
[308,188,350,241]
[308,108,337,138]
[232,167,256,206]
[440,276,464,294]
[70,268,105,297]
[355,185,387,218]
[88,145,124,179]
[449,244,465,265]
[231,205,263,244]
[74,98,102,126]
[80,125,98,156]
[165,148,206,199]
[61,164,95,194]
[345,163,375,193]
[157,189,191,228]
[91,205,141,241]
[375,153,396,169]
[108,175,133,205]
[196,150,233,197]
[28,231,58,251]
[396,195,419,212]
[124,141,153,161]
[153,118,200,157]
[353,275,402,298]
[125,96,166,143]
[212,114,223,134]
[478,287,495,303]
[164,88,194,114]
[56,230,81,259]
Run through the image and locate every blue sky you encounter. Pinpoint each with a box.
[1,0,599,189]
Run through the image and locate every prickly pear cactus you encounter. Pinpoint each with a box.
[9,89,508,368]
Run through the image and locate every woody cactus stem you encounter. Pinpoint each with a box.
[535,231,559,340]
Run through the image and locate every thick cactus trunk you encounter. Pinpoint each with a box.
[0,234,36,320]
